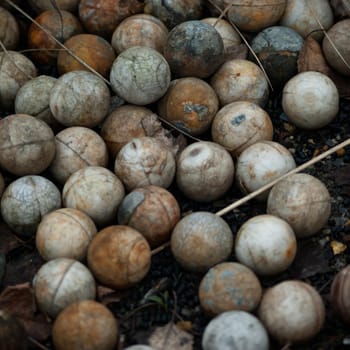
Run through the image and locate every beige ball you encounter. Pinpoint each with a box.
[176,141,234,202]
[36,208,97,261]
[267,173,331,238]
[63,166,125,227]
[0,6,19,50]
[50,127,109,184]
[211,101,273,157]
[50,71,110,127]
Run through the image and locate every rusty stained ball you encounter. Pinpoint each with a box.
[57,34,116,78]
[50,126,109,184]
[0,310,28,350]
[87,225,151,289]
[211,59,269,107]
[114,137,176,192]
[211,101,273,157]
[50,70,110,127]
[164,20,224,78]
[267,173,331,238]
[258,280,325,344]
[52,300,118,350]
[63,166,125,227]
[79,0,144,38]
[0,6,19,50]
[110,46,171,105]
[36,208,97,261]
[117,185,180,247]
[235,214,297,276]
[0,114,55,176]
[1,175,61,237]
[236,141,296,201]
[111,14,168,54]
[171,211,233,273]
[176,141,234,202]
[199,262,262,316]
[158,77,219,136]
[33,258,96,318]
[0,51,37,110]
[29,0,80,13]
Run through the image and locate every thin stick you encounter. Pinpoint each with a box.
[215,138,350,217]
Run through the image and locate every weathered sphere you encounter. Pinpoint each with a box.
[0,6,19,50]
[50,127,109,184]
[0,114,55,176]
[158,77,219,136]
[171,212,233,272]
[282,71,339,129]
[52,300,118,350]
[258,280,325,344]
[63,166,125,227]
[0,310,28,350]
[176,141,234,202]
[1,176,61,237]
[202,311,269,350]
[33,258,96,318]
[29,0,80,12]
[323,19,350,77]
[36,208,97,261]
[199,262,262,316]
[110,46,171,105]
[164,21,224,78]
[118,185,180,247]
[87,225,151,289]
[235,215,297,275]
[267,173,331,238]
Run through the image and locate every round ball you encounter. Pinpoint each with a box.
[267,173,331,238]
[50,71,110,127]
[87,225,151,289]
[50,127,109,184]
[164,20,224,78]
[0,114,55,176]
[52,300,118,350]
[323,19,350,76]
[1,175,61,237]
[171,212,233,272]
[111,14,168,54]
[0,6,19,50]
[202,310,269,350]
[236,141,296,201]
[118,185,180,247]
[114,137,176,192]
[110,46,171,105]
[57,34,116,78]
[29,0,79,12]
[33,258,96,318]
[63,166,125,227]
[0,51,37,110]
[258,280,325,344]
[235,214,297,275]
[176,141,234,202]
[211,59,269,107]
[36,208,97,261]
[0,310,28,350]
[282,71,339,129]
[199,262,262,316]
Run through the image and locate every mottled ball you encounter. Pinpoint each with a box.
[0,6,19,50]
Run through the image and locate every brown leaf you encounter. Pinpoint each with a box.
[331,0,350,18]
[96,285,127,306]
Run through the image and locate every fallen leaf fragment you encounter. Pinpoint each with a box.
[330,240,347,255]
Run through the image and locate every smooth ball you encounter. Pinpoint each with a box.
[282,71,339,129]
[176,141,234,202]
[202,310,269,350]
[52,300,118,350]
[87,225,151,289]
[267,173,331,237]
[0,310,28,350]
[63,166,125,227]
[33,258,96,318]
[171,212,233,272]
[211,101,273,157]
[110,46,171,105]
[36,208,97,261]
[0,6,19,50]
[258,280,325,344]
[235,215,297,275]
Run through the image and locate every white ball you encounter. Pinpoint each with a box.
[202,311,269,350]
[235,214,297,275]
[282,71,339,129]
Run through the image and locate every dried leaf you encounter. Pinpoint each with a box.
[331,0,350,17]
[96,285,127,306]
[330,240,347,255]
